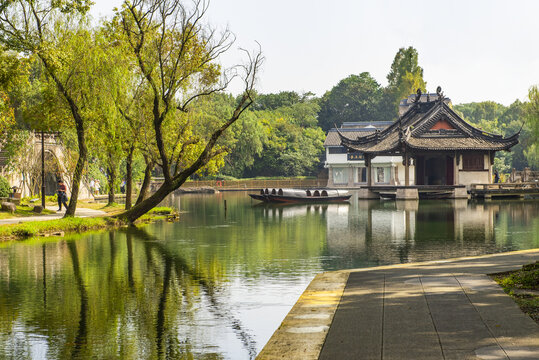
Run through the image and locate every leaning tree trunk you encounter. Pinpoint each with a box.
[65,125,87,217]
[107,161,116,205]
[118,181,172,223]
[39,56,87,218]
[135,158,153,206]
[125,147,134,210]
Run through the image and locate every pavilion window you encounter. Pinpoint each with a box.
[462,154,484,171]
[355,167,367,183]
[375,167,390,184]
[332,167,349,184]
[328,147,347,154]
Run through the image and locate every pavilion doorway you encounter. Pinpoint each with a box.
[415,155,454,185]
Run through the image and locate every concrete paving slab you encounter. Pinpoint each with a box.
[456,275,539,356]
[319,272,384,360]
[382,276,443,360]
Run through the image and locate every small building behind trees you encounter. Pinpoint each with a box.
[0,132,93,199]
[324,89,520,198]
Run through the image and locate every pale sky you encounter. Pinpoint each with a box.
[90,0,539,106]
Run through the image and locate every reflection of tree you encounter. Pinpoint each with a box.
[67,241,88,359]
[42,244,47,309]
[126,232,135,290]
[156,257,171,359]
[129,227,258,359]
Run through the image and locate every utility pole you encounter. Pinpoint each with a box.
[41,130,45,208]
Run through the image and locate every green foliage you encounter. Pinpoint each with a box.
[0,216,113,238]
[386,47,426,114]
[454,100,534,171]
[527,86,539,140]
[454,101,505,124]
[497,262,539,290]
[0,176,10,197]
[252,91,304,111]
[148,207,174,215]
[318,72,386,131]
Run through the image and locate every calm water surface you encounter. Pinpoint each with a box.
[0,192,538,359]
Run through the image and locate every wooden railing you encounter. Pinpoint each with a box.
[507,169,539,183]
[470,182,539,191]
[469,182,539,198]
[153,178,325,190]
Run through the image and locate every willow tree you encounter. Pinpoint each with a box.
[0,0,96,216]
[115,0,263,223]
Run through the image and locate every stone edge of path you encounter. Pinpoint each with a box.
[256,270,349,360]
[255,249,539,360]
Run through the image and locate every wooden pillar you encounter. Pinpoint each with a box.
[404,153,410,187]
[366,155,372,187]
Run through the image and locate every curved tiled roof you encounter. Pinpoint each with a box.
[337,99,519,154]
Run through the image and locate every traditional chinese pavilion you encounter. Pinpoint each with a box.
[336,88,520,199]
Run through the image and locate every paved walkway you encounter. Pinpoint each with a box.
[257,250,539,360]
[0,206,106,225]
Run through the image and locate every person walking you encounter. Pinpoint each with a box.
[57,179,68,211]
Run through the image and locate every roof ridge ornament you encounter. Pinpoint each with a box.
[436,86,444,101]
[412,88,422,103]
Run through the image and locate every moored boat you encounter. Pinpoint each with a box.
[249,188,351,203]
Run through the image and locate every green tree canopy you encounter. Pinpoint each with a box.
[317,72,385,131]
[386,46,426,115]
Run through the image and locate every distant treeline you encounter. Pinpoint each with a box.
[214,48,538,179]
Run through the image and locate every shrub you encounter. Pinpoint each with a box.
[0,176,11,197]
[45,194,58,202]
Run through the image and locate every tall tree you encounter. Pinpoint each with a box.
[317,72,384,131]
[386,47,426,115]
[0,0,95,216]
[525,86,539,169]
[115,0,263,223]
[528,86,539,139]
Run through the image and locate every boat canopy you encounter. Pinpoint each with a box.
[321,190,349,197]
[277,188,306,197]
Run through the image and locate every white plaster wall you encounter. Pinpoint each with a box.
[396,164,415,185]
[326,153,349,164]
[458,171,489,186]
[456,153,492,187]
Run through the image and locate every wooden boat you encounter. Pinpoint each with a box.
[249,188,351,203]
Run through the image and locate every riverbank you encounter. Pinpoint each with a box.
[257,249,539,360]
[0,205,176,241]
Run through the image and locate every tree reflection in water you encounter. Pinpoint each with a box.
[0,226,258,359]
[67,241,88,359]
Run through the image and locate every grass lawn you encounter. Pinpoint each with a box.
[491,261,539,324]
[0,203,176,241]
[0,204,56,219]
[77,201,125,216]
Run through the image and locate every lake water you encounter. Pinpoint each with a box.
[0,192,538,359]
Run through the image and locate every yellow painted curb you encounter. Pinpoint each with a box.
[256,271,349,360]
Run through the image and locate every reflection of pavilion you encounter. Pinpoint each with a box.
[325,200,498,265]
[259,204,348,220]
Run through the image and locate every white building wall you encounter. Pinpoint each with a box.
[325,151,415,187]
[456,153,492,187]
